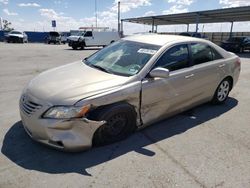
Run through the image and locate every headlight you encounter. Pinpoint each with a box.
[43,105,90,119]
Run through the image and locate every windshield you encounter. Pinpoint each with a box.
[10,31,22,35]
[84,40,160,77]
[76,32,85,36]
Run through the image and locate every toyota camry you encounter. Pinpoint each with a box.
[19,34,241,151]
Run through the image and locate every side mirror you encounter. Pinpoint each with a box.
[149,67,170,78]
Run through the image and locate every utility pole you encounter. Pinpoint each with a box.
[95,0,98,27]
[118,1,121,33]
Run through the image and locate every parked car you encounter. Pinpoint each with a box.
[60,32,70,44]
[46,31,61,44]
[19,34,240,151]
[5,30,28,43]
[221,36,250,53]
[67,30,120,50]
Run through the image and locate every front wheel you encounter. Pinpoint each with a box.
[212,78,232,104]
[92,103,137,146]
[80,43,85,50]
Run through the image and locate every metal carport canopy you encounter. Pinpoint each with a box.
[121,6,250,26]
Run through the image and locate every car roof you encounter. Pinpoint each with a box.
[123,34,206,46]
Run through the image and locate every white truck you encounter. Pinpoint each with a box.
[67,29,120,50]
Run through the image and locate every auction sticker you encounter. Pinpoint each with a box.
[138,49,157,55]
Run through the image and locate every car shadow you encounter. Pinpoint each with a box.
[1,97,238,176]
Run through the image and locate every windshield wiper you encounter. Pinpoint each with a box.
[91,64,112,74]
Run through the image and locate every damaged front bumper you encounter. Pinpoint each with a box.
[20,110,105,152]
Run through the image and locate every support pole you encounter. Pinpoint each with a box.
[155,25,158,33]
[230,22,234,38]
[121,20,124,37]
[187,24,189,32]
[118,1,121,33]
[195,13,200,33]
[152,18,154,32]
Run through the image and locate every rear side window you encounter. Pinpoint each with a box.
[84,31,93,37]
[154,44,189,71]
[191,43,222,65]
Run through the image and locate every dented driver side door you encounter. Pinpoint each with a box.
[140,44,197,126]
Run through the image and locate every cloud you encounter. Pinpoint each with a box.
[163,0,194,14]
[0,0,8,5]
[3,8,18,16]
[111,0,152,13]
[143,10,156,16]
[219,0,250,7]
[163,5,188,14]
[168,0,193,5]
[18,3,41,7]
[12,0,153,33]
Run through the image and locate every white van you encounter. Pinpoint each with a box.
[67,30,120,50]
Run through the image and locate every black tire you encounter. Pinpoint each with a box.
[80,43,85,50]
[72,45,77,50]
[212,78,232,104]
[48,41,50,44]
[92,103,137,146]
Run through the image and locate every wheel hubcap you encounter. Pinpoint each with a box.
[105,114,127,136]
[217,80,230,101]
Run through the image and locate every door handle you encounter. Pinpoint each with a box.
[219,64,225,68]
[185,74,194,79]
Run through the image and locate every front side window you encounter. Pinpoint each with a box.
[153,44,189,71]
[191,43,223,65]
[84,40,160,76]
[84,31,93,37]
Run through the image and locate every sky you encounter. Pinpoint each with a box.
[0,0,250,34]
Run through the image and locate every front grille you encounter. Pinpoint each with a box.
[20,95,42,116]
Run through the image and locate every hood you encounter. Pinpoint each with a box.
[26,61,130,105]
[67,35,81,41]
[8,34,23,38]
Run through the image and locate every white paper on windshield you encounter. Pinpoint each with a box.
[137,48,157,55]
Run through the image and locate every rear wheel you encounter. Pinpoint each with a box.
[212,78,232,104]
[92,103,137,146]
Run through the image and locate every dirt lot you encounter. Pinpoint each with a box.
[0,43,250,188]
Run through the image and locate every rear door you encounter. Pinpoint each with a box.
[188,43,225,102]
